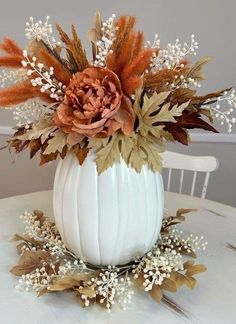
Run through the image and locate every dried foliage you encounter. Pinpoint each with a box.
[106,16,153,95]
[0,13,235,171]
[56,24,89,72]
[10,208,206,312]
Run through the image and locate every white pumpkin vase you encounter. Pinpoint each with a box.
[53,153,164,266]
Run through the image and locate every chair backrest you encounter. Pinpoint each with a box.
[161,151,219,198]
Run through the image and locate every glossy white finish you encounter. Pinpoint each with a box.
[53,153,164,265]
[162,151,219,198]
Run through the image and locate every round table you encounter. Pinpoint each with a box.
[0,191,235,324]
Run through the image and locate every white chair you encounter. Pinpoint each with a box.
[162,151,219,198]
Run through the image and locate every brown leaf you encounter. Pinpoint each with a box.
[10,233,40,246]
[161,278,177,292]
[176,208,198,220]
[49,274,90,291]
[175,272,197,290]
[172,88,196,104]
[16,242,27,254]
[29,138,41,158]
[73,146,89,165]
[134,273,145,289]
[78,287,96,298]
[187,56,212,81]
[149,285,163,303]
[10,250,51,276]
[185,264,207,277]
[183,260,194,269]
[40,151,59,165]
[37,287,49,297]
[163,110,218,145]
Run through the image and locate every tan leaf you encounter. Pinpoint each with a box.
[128,137,147,173]
[78,287,96,298]
[15,118,57,143]
[176,208,198,220]
[185,264,207,277]
[183,260,195,269]
[16,242,27,255]
[161,278,177,292]
[199,108,213,122]
[149,285,163,303]
[10,233,41,246]
[10,250,51,276]
[37,287,49,297]
[49,274,89,291]
[88,135,120,174]
[43,130,67,155]
[137,91,189,138]
[75,294,87,308]
[128,135,164,173]
[134,273,145,289]
[175,272,197,289]
[187,56,213,81]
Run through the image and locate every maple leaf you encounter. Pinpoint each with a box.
[128,135,164,173]
[163,111,218,145]
[136,91,189,138]
[15,117,57,143]
[88,135,120,174]
[43,130,68,155]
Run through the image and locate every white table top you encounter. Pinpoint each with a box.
[0,191,236,324]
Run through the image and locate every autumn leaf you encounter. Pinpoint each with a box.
[149,285,163,303]
[15,117,57,144]
[10,250,51,276]
[72,145,89,165]
[161,278,177,292]
[29,138,41,158]
[43,130,67,155]
[78,287,96,298]
[137,91,189,138]
[88,136,119,174]
[187,56,213,81]
[185,263,207,277]
[176,208,198,221]
[49,274,90,291]
[175,272,197,290]
[163,110,218,145]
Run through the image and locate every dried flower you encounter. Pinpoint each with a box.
[55,67,135,141]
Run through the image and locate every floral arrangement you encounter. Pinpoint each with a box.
[1,13,235,173]
[11,208,206,312]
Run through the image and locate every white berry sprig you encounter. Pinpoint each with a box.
[25,16,60,49]
[21,50,65,101]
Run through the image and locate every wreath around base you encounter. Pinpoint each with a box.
[10,208,207,312]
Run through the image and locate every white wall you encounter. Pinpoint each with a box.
[0,0,236,206]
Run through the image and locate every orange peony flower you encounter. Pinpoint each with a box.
[55,67,135,144]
